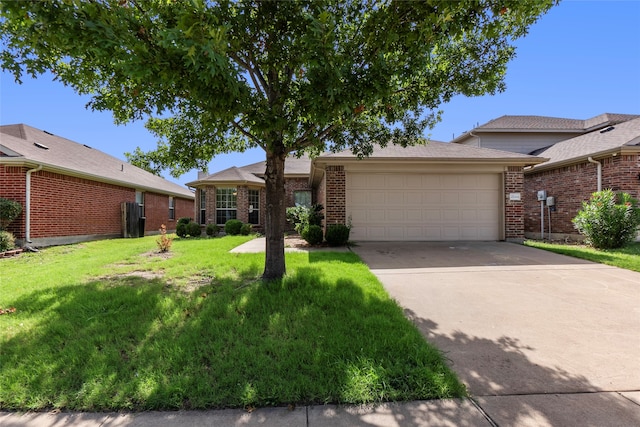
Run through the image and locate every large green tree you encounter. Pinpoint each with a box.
[1,0,555,279]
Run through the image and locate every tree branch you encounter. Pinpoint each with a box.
[231,119,264,150]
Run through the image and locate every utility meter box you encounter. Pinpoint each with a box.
[546,196,555,206]
[537,190,547,201]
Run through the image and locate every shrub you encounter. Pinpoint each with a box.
[225,219,243,235]
[572,189,640,249]
[177,217,192,226]
[240,223,252,236]
[286,204,324,234]
[0,198,22,230]
[156,224,173,252]
[326,224,351,246]
[206,223,219,237]
[176,222,188,238]
[187,221,202,237]
[0,231,16,252]
[301,225,323,245]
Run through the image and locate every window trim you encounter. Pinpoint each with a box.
[248,189,260,225]
[135,191,145,218]
[199,190,207,225]
[216,187,237,225]
[168,196,175,220]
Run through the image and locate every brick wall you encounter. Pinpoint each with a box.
[0,166,194,242]
[324,166,346,225]
[0,166,27,237]
[143,192,193,233]
[524,154,640,238]
[284,178,313,207]
[30,170,134,238]
[504,166,525,240]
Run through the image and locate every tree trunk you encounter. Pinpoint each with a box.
[262,149,287,280]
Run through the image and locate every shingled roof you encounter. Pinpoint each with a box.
[530,117,640,171]
[317,140,547,163]
[0,124,194,198]
[186,154,312,187]
[452,113,640,143]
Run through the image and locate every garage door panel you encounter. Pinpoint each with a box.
[386,193,404,205]
[387,210,404,221]
[347,172,501,241]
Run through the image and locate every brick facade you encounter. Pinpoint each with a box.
[504,166,525,241]
[323,166,346,226]
[524,154,640,239]
[195,178,312,232]
[0,165,193,245]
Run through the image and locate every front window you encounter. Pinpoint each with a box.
[294,190,312,207]
[216,187,237,225]
[168,197,175,220]
[248,189,260,225]
[199,190,206,224]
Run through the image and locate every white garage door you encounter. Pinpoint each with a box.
[347,172,501,241]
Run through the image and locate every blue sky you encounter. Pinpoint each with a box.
[1,0,639,186]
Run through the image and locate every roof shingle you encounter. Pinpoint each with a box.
[0,124,194,198]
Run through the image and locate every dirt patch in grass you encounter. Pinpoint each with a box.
[141,250,174,259]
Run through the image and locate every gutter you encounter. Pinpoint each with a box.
[587,157,602,191]
[25,164,43,243]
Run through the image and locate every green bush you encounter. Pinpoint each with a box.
[0,230,16,252]
[0,198,22,230]
[176,222,188,238]
[177,217,192,226]
[206,223,219,237]
[572,189,640,249]
[325,224,351,246]
[286,204,324,234]
[187,221,202,237]
[240,223,252,236]
[301,225,323,245]
[225,219,243,235]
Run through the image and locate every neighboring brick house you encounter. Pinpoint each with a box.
[452,113,640,240]
[186,156,312,231]
[452,113,639,154]
[0,124,194,247]
[524,117,640,240]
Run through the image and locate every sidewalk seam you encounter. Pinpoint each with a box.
[618,392,640,408]
[469,397,499,427]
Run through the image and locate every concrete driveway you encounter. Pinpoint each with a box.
[351,241,640,427]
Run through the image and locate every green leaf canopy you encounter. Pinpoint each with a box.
[1,0,556,278]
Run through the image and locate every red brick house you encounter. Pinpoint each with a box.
[524,117,640,240]
[186,156,312,231]
[191,144,545,242]
[452,113,640,240]
[0,124,194,247]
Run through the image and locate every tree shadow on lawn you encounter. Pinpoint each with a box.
[400,309,640,427]
[1,265,463,413]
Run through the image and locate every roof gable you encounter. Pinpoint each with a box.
[0,124,194,198]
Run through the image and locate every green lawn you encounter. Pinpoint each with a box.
[0,236,464,411]
[525,241,640,272]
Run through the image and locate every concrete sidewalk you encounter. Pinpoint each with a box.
[0,399,493,426]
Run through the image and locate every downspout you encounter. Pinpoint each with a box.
[25,164,43,243]
[587,157,602,191]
